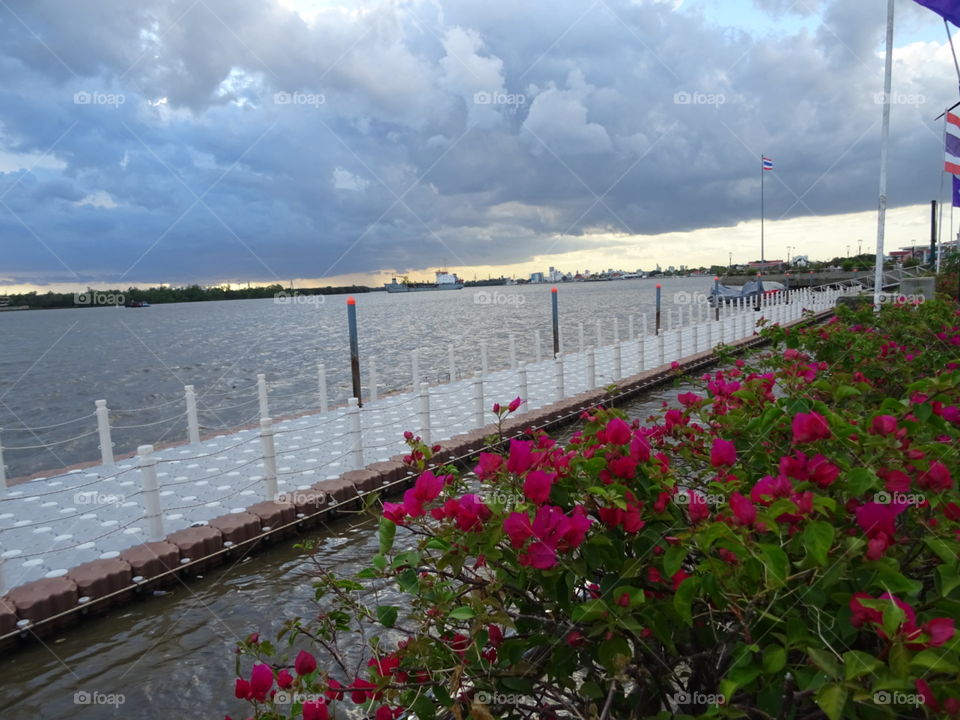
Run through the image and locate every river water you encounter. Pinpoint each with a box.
[0,385,693,720]
[0,278,710,479]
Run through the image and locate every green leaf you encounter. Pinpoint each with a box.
[580,681,605,700]
[378,517,396,555]
[911,648,960,674]
[815,684,847,720]
[673,576,701,626]
[833,385,861,401]
[376,605,398,628]
[843,650,882,681]
[889,643,911,678]
[936,564,960,597]
[925,537,959,566]
[762,645,786,674]
[598,635,631,672]
[663,544,687,578]
[371,553,387,571]
[572,600,608,624]
[803,521,835,567]
[449,606,475,621]
[806,647,840,678]
[396,567,420,594]
[845,467,876,497]
[757,543,790,588]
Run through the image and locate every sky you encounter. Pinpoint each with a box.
[1,0,959,292]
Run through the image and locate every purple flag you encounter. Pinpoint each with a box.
[953,174,960,207]
[913,0,960,26]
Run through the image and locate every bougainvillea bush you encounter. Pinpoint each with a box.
[230,299,960,720]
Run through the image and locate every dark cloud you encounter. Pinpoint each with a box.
[0,0,952,285]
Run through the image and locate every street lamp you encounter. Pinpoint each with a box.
[728,252,732,270]
[787,245,793,265]
[858,239,863,257]
[846,245,850,258]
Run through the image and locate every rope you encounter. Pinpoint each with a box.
[196,396,260,412]
[4,429,100,450]
[157,433,260,463]
[164,474,265,511]
[272,413,343,436]
[199,408,262,431]
[111,412,187,430]
[110,395,185,414]
[2,412,97,431]
[275,429,354,456]
[161,455,267,488]
[0,465,140,502]
[276,448,354,477]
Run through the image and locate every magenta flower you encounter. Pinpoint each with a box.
[605,417,631,445]
[806,454,840,488]
[791,411,831,444]
[234,677,252,700]
[729,492,756,526]
[382,502,406,524]
[302,699,329,720]
[523,470,556,505]
[506,439,535,474]
[507,396,523,412]
[249,663,274,701]
[277,668,294,689]
[870,414,898,435]
[295,649,317,676]
[686,491,710,523]
[750,475,793,505]
[917,461,953,491]
[520,541,557,569]
[503,512,534,548]
[710,438,737,468]
[474,452,503,480]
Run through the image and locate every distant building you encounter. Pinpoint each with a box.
[792,255,810,267]
[530,272,545,283]
[747,260,785,270]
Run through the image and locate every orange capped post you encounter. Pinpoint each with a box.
[655,284,662,334]
[346,297,361,404]
[551,286,560,356]
[347,296,356,305]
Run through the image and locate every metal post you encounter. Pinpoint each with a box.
[587,347,596,388]
[667,308,673,332]
[448,345,456,383]
[692,323,699,353]
[642,313,648,337]
[657,331,665,366]
[677,327,684,359]
[714,277,720,321]
[628,315,635,341]
[578,322,585,353]
[480,340,489,376]
[534,330,542,364]
[348,397,363,469]
[368,357,378,402]
[551,287,560,357]
[613,317,620,344]
[655,284,662,334]
[95,399,114,466]
[411,349,420,388]
[875,0,895,311]
[473,372,485,426]
[720,316,726,344]
[518,361,528,413]
[259,418,278,500]
[184,385,200,444]
[418,382,431,445]
[596,319,603,348]
[347,298,362,406]
[317,363,329,414]
[257,374,269,419]
[638,335,646,372]
[613,343,622,380]
[555,353,565,401]
[0,429,6,491]
[138,444,164,542]
[509,334,517,369]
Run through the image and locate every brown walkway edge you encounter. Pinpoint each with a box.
[0,310,831,648]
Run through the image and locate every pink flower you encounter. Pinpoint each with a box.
[605,417,631,445]
[412,471,445,504]
[806,454,840,488]
[234,678,251,700]
[506,439,535,474]
[924,617,956,647]
[520,541,557,569]
[710,438,737,468]
[523,470,556,504]
[677,392,701,407]
[855,502,907,540]
[917,461,953,491]
[451,494,492,532]
[686,491,710,523]
[277,669,294,689]
[295,650,317,676]
[507,396,523,412]
[302,700,329,720]
[249,663,274,701]
[791,412,831,444]
[750,475,793,505]
[503,512,534,548]
[729,492,756,526]
[562,507,592,549]
[870,415,898,436]
[474,452,503,480]
[382,502,406,524]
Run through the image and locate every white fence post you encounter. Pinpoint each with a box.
[667,309,673,332]
[480,339,489,376]
[138,444,164,542]
[318,363,329,414]
[448,345,456,383]
[613,343,622,380]
[473,372,485,426]
[419,382,431,445]
[691,324,699,353]
[259,418,278,501]
[0,429,6,491]
[509,334,517,369]
[642,314,648,337]
[411,349,420,389]
[638,336,646,372]
[95,399,114,466]
[348,398,363,469]
[596,319,603,347]
[184,385,200,444]
[578,322,585,353]
[555,353,565,401]
[534,330,542,364]
[257,374,269,419]
[368,357,378,403]
[518,361,528,413]
[657,331,665,366]
[628,315,635,341]
[613,318,620,344]
[677,327,683,359]
[587,347,596,388]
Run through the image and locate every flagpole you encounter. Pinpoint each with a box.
[875,0,894,310]
[761,155,765,267]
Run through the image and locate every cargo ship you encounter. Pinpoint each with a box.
[384,271,464,293]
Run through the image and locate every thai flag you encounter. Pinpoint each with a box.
[762,157,773,171]
[912,1,960,27]
[946,112,960,175]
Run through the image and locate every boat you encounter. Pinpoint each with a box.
[124,300,151,307]
[384,271,464,293]
[709,279,785,305]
